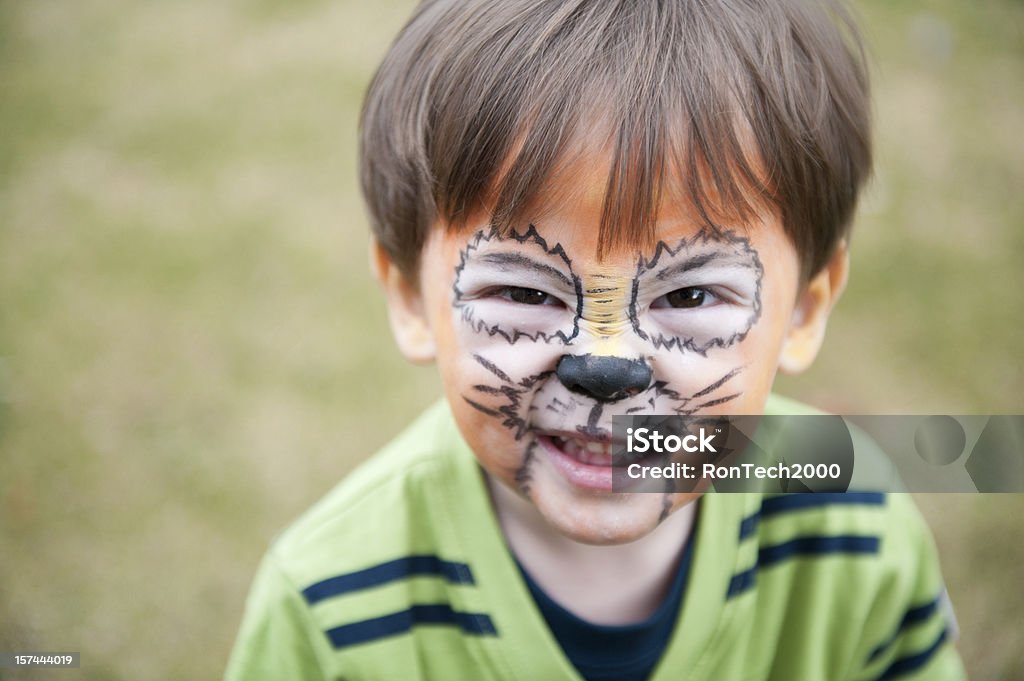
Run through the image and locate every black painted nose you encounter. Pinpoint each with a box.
[555,354,653,403]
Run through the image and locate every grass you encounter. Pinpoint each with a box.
[0,0,1021,679]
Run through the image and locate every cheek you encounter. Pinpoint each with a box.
[429,298,559,477]
[645,318,789,414]
[436,295,568,395]
[705,288,797,406]
[449,395,523,472]
[651,351,749,406]
[464,339,562,378]
[751,236,802,347]
[743,263,800,369]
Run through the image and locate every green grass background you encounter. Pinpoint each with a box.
[0,0,1021,679]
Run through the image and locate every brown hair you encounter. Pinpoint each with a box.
[360,0,871,282]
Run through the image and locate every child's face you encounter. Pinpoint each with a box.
[383,156,839,545]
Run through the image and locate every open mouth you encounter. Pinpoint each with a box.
[549,435,615,466]
[536,432,671,491]
[535,432,657,493]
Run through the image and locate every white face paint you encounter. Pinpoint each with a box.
[415,167,803,545]
[633,229,764,355]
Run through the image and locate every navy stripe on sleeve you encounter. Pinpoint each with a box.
[325,604,498,649]
[757,534,880,568]
[726,534,880,599]
[872,627,948,681]
[727,566,757,598]
[738,513,760,540]
[761,492,886,516]
[303,556,475,605]
[868,593,944,662]
[738,493,886,541]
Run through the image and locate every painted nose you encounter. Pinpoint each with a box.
[555,354,653,403]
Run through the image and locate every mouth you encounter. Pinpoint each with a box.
[549,435,615,466]
[535,432,644,493]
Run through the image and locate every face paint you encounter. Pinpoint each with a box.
[452,225,582,344]
[414,158,802,545]
[630,228,764,355]
[580,271,634,349]
[554,354,652,403]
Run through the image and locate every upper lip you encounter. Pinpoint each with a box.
[534,429,625,446]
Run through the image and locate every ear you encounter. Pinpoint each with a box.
[778,242,849,374]
[370,239,436,364]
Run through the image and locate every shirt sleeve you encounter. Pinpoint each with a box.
[851,494,968,681]
[224,550,337,681]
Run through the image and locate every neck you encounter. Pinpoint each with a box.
[487,476,697,626]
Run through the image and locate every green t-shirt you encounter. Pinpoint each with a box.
[225,396,966,680]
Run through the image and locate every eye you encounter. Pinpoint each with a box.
[491,286,562,307]
[652,286,717,309]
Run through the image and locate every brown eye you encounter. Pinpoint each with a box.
[664,287,706,308]
[504,287,553,305]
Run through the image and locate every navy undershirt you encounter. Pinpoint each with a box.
[515,514,697,681]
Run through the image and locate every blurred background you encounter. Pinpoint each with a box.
[0,0,1021,678]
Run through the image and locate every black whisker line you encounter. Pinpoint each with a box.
[463,396,501,418]
[519,370,554,388]
[692,367,743,398]
[694,392,741,410]
[653,381,688,403]
[473,354,512,383]
[515,442,537,496]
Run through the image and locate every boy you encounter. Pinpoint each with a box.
[227,0,966,679]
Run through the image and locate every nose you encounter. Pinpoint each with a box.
[555,354,653,403]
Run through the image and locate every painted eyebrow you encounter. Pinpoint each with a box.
[478,251,574,287]
[653,250,750,280]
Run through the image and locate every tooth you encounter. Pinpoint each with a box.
[551,435,615,465]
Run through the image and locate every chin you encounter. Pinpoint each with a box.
[527,471,675,545]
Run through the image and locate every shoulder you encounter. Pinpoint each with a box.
[718,395,963,680]
[747,396,952,629]
[269,400,467,584]
[763,392,824,415]
[721,490,962,680]
[736,490,935,591]
[226,401,493,680]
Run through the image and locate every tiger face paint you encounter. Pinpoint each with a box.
[404,162,808,546]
